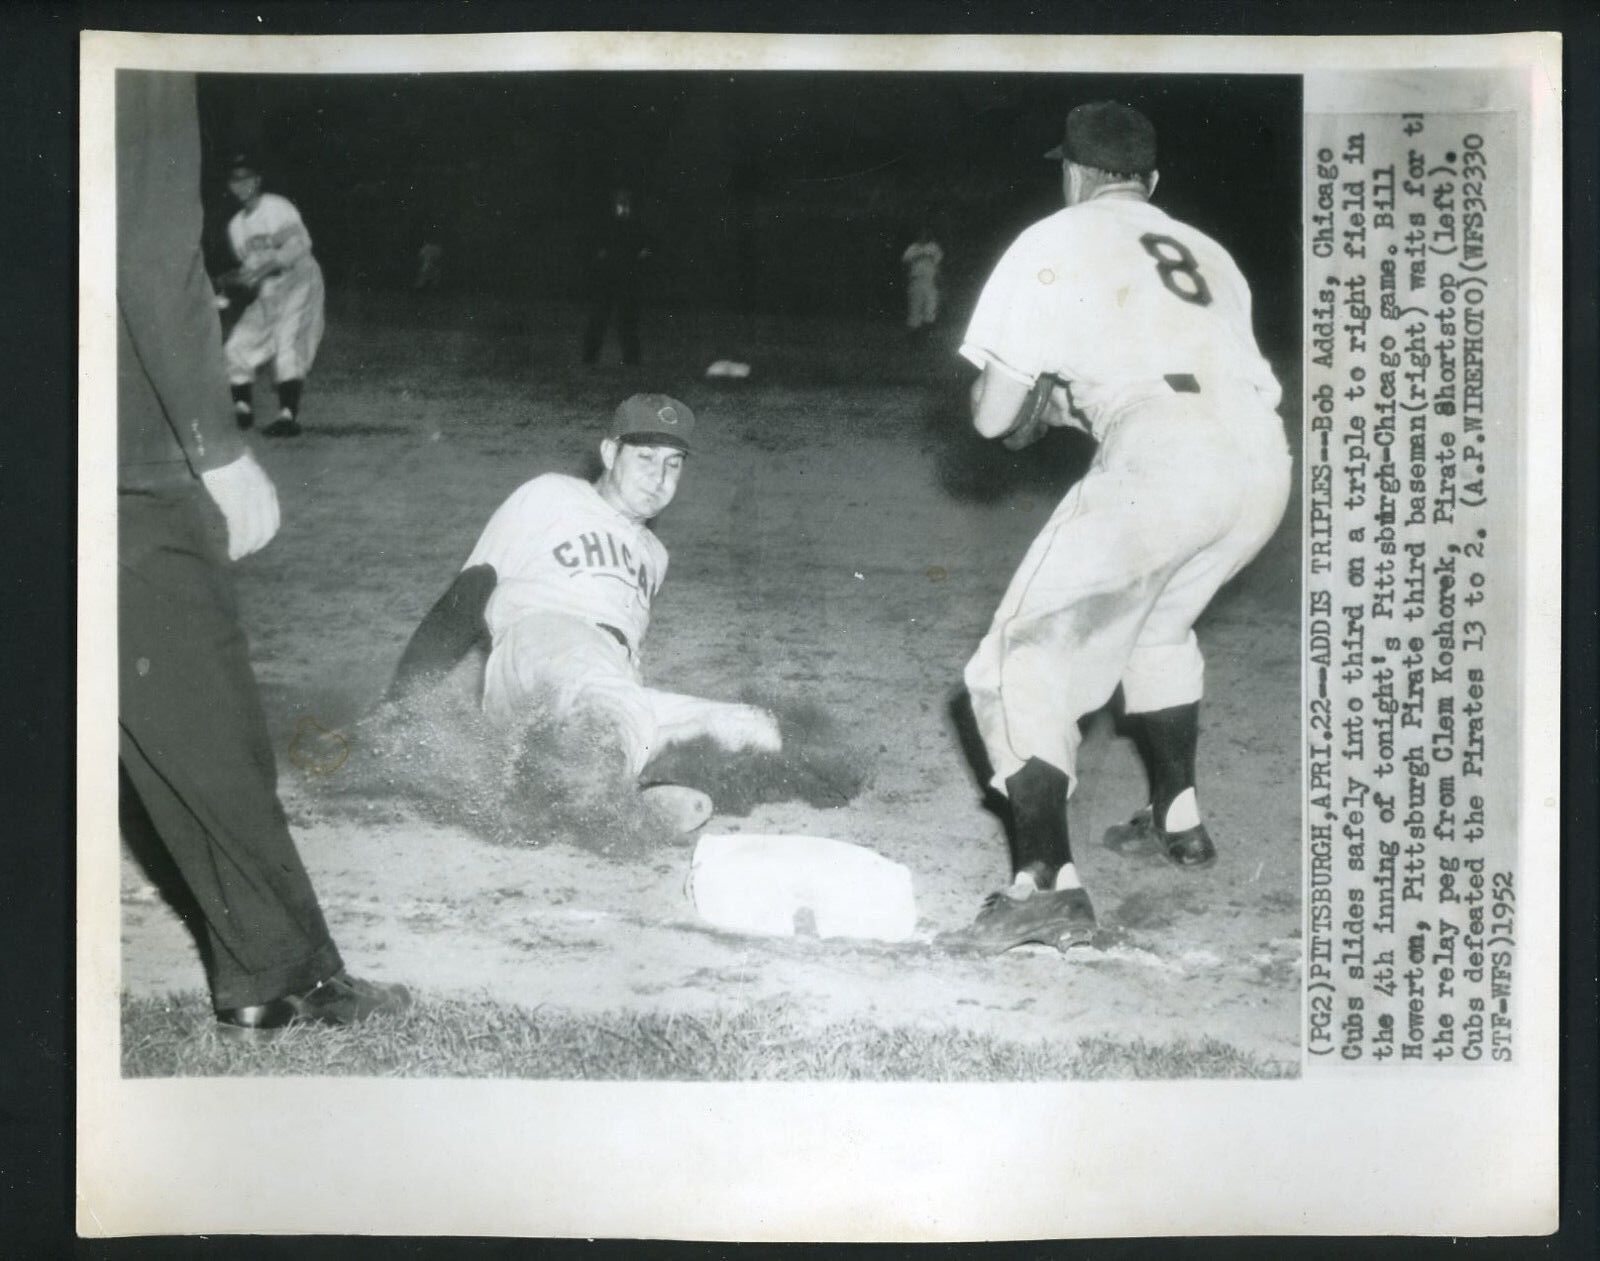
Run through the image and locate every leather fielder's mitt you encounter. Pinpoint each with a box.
[213,268,259,311]
[1000,372,1067,451]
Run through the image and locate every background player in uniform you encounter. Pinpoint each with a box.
[218,155,326,438]
[943,101,1292,953]
[901,226,944,332]
[415,240,445,292]
[386,394,781,826]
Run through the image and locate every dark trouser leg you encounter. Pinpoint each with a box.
[275,378,303,419]
[1003,757,1072,888]
[618,291,641,365]
[119,488,341,1010]
[581,297,611,363]
[1130,701,1200,830]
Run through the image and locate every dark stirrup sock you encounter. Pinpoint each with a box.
[275,378,304,418]
[1134,701,1200,830]
[1003,756,1072,888]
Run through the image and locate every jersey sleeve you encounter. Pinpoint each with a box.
[116,72,247,477]
[463,478,554,576]
[267,197,313,267]
[960,227,1058,386]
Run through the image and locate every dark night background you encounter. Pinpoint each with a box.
[194,71,1301,366]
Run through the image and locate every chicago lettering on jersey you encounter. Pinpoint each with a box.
[552,529,655,597]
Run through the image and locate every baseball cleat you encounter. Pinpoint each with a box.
[1105,806,1217,868]
[640,783,714,835]
[215,970,412,1043]
[935,886,1097,955]
[263,410,302,438]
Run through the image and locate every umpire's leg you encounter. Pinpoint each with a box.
[119,487,342,1011]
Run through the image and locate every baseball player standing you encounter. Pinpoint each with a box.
[387,394,781,825]
[901,227,944,331]
[946,101,1291,952]
[415,240,444,291]
[219,155,326,438]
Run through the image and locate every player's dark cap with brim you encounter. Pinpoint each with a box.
[227,152,261,176]
[1044,101,1157,174]
[609,393,695,452]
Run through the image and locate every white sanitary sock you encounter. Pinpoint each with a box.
[1052,863,1082,891]
[1163,787,1201,832]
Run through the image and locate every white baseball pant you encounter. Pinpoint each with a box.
[482,612,780,778]
[964,381,1291,794]
[906,275,940,329]
[225,261,326,385]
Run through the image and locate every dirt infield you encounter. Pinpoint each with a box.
[119,293,1303,1072]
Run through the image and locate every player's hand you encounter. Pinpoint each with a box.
[1000,373,1068,451]
[200,450,281,561]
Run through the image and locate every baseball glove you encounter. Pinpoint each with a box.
[1000,372,1067,451]
[213,268,259,312]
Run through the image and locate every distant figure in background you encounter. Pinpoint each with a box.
[901,227,944,331]
[218,155,325,438]
[415,240,444,291]
[118,71,410,1040]
[581,187,653,366]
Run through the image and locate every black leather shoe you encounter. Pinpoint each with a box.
[263,414,303,438]
[1104,806,1217,868]
[934,886,1098,955]
[1163,822,1216,868]
[216,970,412,1043]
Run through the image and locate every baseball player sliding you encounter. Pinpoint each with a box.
[943,102,1291,953]
[217,155,326,438]
[386,394,782,828]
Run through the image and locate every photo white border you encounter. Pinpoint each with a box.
[77,29,1562,1240]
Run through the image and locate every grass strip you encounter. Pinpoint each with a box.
[123,992,1296,1082]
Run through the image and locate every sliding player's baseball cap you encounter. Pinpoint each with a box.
[1045,101,1157,174]
[609,393,695,452]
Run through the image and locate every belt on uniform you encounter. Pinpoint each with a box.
[1164,373,1201,394]
[596,622,630,651]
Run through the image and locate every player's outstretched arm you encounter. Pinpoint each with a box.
[385,563,497,702]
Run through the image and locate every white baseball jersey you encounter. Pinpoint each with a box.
[465,473,667,654]
[961,195,1279,435]
[901,240,943,281]
[228,194,316,290]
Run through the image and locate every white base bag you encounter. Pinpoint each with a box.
[687,834,918,942]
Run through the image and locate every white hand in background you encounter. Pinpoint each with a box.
[199,450,281,560]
